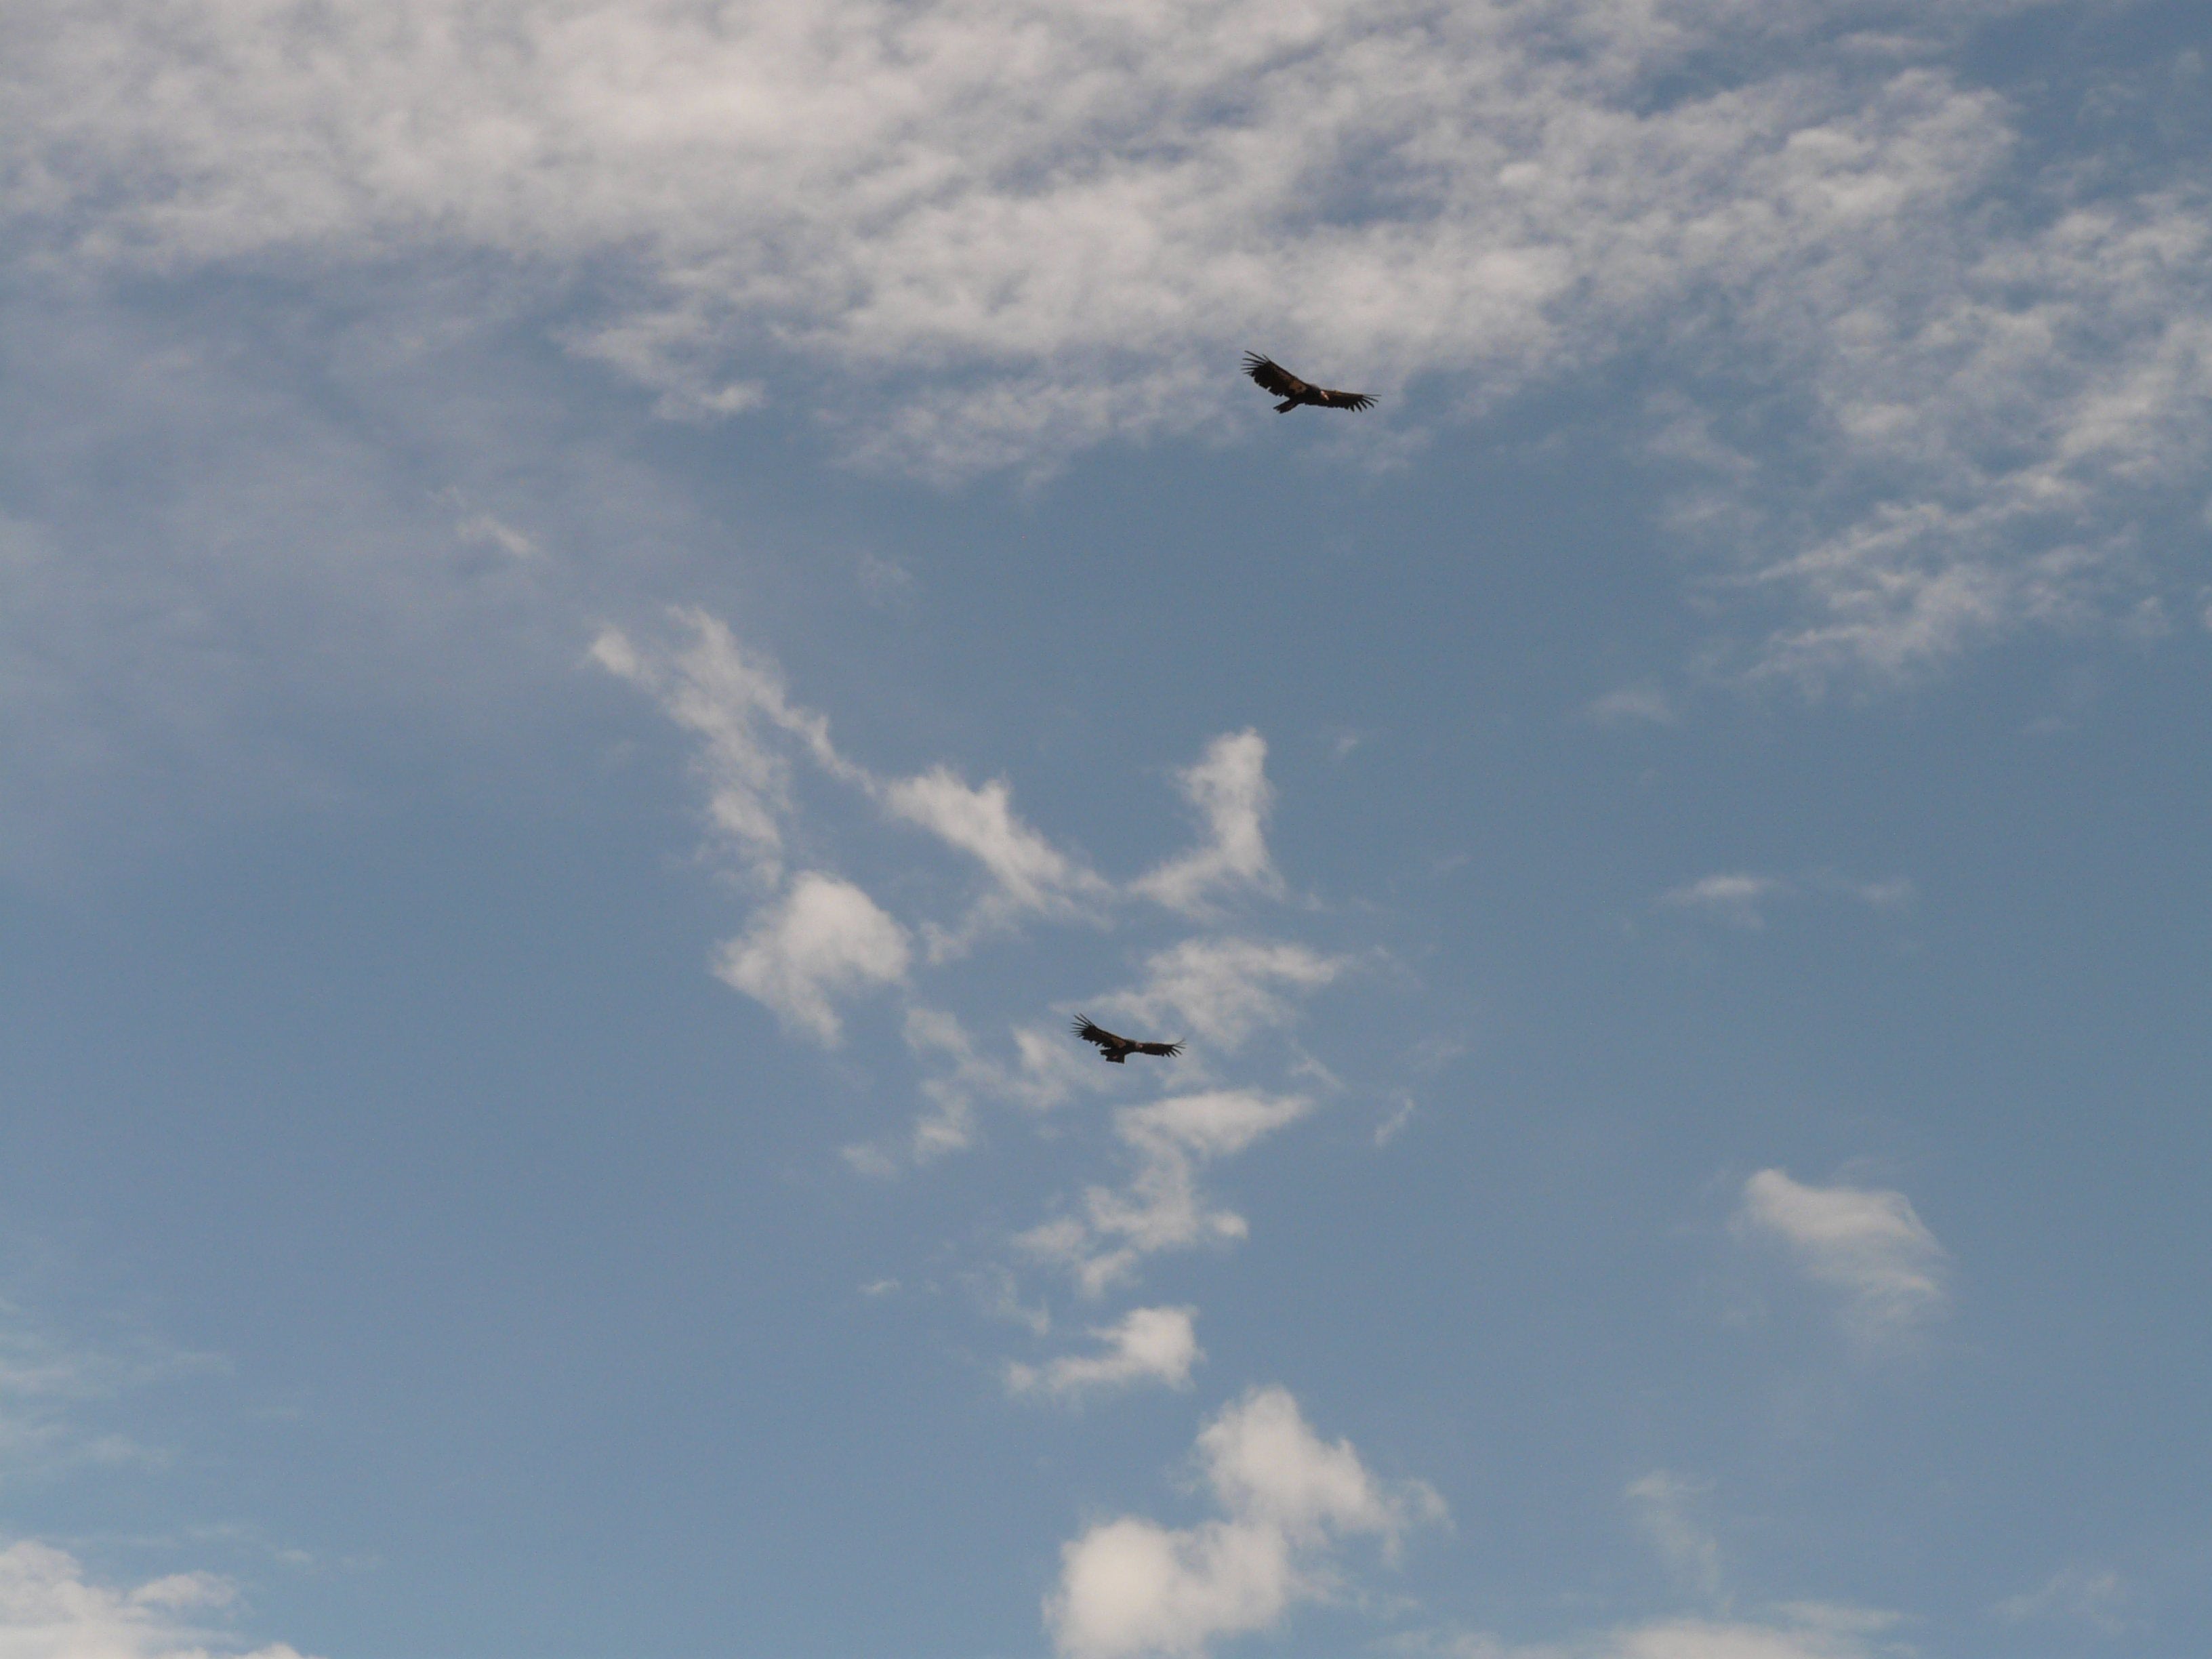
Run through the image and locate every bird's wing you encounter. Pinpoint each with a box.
[1315,388,1376,411]
[1133,1040,1184,1057]
[1243,352,1308,398]
[1073,1015,1128,1048]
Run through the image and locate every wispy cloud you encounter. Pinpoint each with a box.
[1100,938,1349,1050]
[0,1300,226,1476]
[1734,1169,1950,1346]
[1048,1385,1443,1659]
[884,766,1113,958]
[1992,1563,2134,1637]
[1021,1090,1313,1296]
[1658,874,1792,930]
[13,0,2209,672]
[1625,1471,1723,1603]
[1132,733,1281,917]
[1008,1306,1202,1402]
[1658,870,1914,930]
[1397,1603,1906,1659]
[1587,684,1680,728]
[597,609,1112,1042]
[888,1006,1099,1163]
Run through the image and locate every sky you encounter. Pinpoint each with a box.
[1,0,2210,1656]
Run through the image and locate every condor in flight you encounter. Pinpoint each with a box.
[1071,1015,1185,1064]
[1243,351,1375,413]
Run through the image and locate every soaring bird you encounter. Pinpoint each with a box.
[1071,1015,1185,1063]
[1243,351,1375,413]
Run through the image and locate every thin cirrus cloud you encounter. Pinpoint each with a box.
[10,0,2211,677]
[1624,1471,1723,1603]
[888,1006,1101,1166]
[1020,1090,1315,1297]
[1734,1169,1950,1345]
[1401,1603,1910,1659]
[1007,1305,1203,1402]
[1658,872,1915,930]
[1099,937,1350,1050]
[1048,1385,1444,1659]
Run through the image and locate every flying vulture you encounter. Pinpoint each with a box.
[1243,352,1375,413]
[1071,1015,1185,1064]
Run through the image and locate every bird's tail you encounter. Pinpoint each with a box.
[1275,399,1298,413]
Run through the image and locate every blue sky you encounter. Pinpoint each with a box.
[2,1,2210,1656]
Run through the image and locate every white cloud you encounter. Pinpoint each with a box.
[598,611,1104,950]
[1625,1471,1722,1602]
[1132,734,1279,916]
[892,1006,1098,1162]
[1105,938,1347,1050]
[452,511,536,559]
[1008,1306,1202,1401]
[0,1539,321,1659]
[884,767,1111,954]
[1048,1385,1443,1659]
[1023,1090,1313,1295]
[1734,1169,1949,1343]
[592,613,852,886]
[1658,874,1790,929]
[1659,872,1912,928]
[6,0,2210,680]
[713,872,911,1045]
[14,0,2210,672]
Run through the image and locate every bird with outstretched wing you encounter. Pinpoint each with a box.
[1243,351,1375,413]
[1071,1015,1185,1063]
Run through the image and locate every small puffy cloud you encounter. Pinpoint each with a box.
[1106,939,1347,1050]
[1023,1091,1313,1295]
[1133,733,1279,916]
[714,872,910,1045]
[0,1539,321,1659]
[1008,1306,1202,1401]
[1658,874,1790,929]
[1735,1169,1949,1343]
[1048,1386,1443,1659]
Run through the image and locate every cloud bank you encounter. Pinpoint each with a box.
[10,0,2211,674]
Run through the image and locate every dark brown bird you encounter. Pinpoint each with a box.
[1243,352,1375,413]
[1071,1015,1185,1063]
